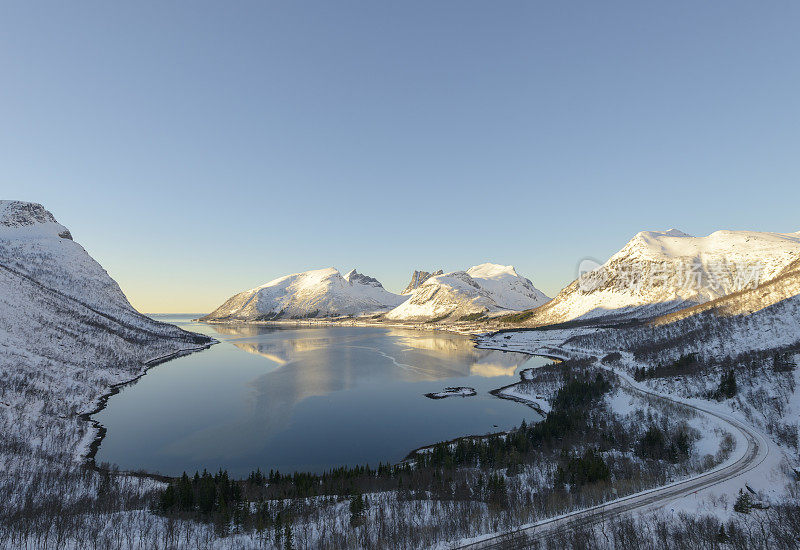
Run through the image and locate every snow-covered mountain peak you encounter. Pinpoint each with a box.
[0,200,73,240]
[204,267,406,321]
[466,263,520,279]
[253,267,338,292]
[0,201,140,315]
[619,229,800,264]
[386,264,550,321]
[0,200,203,351]
[663,228,693,238]
[344,269,384,288]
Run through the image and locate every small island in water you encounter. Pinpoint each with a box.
[424,386,477,399]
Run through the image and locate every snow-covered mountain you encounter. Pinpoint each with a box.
[385,263,550,321]
[513,229,800,326]
[570,256,800,364]
[202,267,407,321]
[0,200,210,469]
[0,200,207,346]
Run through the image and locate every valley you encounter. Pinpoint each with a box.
[2,201,799,549]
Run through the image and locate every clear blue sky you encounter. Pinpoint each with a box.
[2,2,799,312]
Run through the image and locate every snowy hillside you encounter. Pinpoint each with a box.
[202,267,407,321]
[512,229,800,326]
[570,256,800,362]
[0,200,208,351]
[385,263,550,321]
[0,201,211,522]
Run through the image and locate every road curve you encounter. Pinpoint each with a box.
[457,364,770,549]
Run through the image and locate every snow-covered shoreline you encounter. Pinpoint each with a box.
[77,342,217,467]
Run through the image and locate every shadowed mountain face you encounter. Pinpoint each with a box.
[0,201,210,491]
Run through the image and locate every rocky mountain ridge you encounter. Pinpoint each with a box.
[402,269,443,294]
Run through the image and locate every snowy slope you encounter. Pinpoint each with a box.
[653,256,800,324]
[202,267,407,321]
[0,200,211,468]
[0,201,207,344]
[514,229,800,326]
[570,256,800,362]
[385,263,550,321]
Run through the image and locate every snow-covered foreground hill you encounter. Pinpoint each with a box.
[385,263,550,321]
[202,267,407,321]
[0,201,212,543]
[509,228,800,327]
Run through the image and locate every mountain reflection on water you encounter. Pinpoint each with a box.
[92,321,546,476]
[214,324,527,380]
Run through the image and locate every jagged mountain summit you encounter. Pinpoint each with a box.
[385,263,550,321]
[513,228,800,326]
[202,267,407,321]
[402,269,444,294]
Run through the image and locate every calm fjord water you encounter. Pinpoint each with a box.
[92,317,547,477]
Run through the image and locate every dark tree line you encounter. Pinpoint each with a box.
[711,370,737,400]
[633,353,703,380]
[555,448,611,488]
[635,424,692,463]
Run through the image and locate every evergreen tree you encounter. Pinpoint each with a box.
[197,471,216,513]
[733,489,752,514]
[716,370,737,400]
[637,425,667,460]
[274,512,283,546]
[349,491,366,527]
[178,472,193,509]
[159,484,177,512]
[284,523,294,550]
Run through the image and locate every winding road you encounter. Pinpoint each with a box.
[458,362,771,549]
